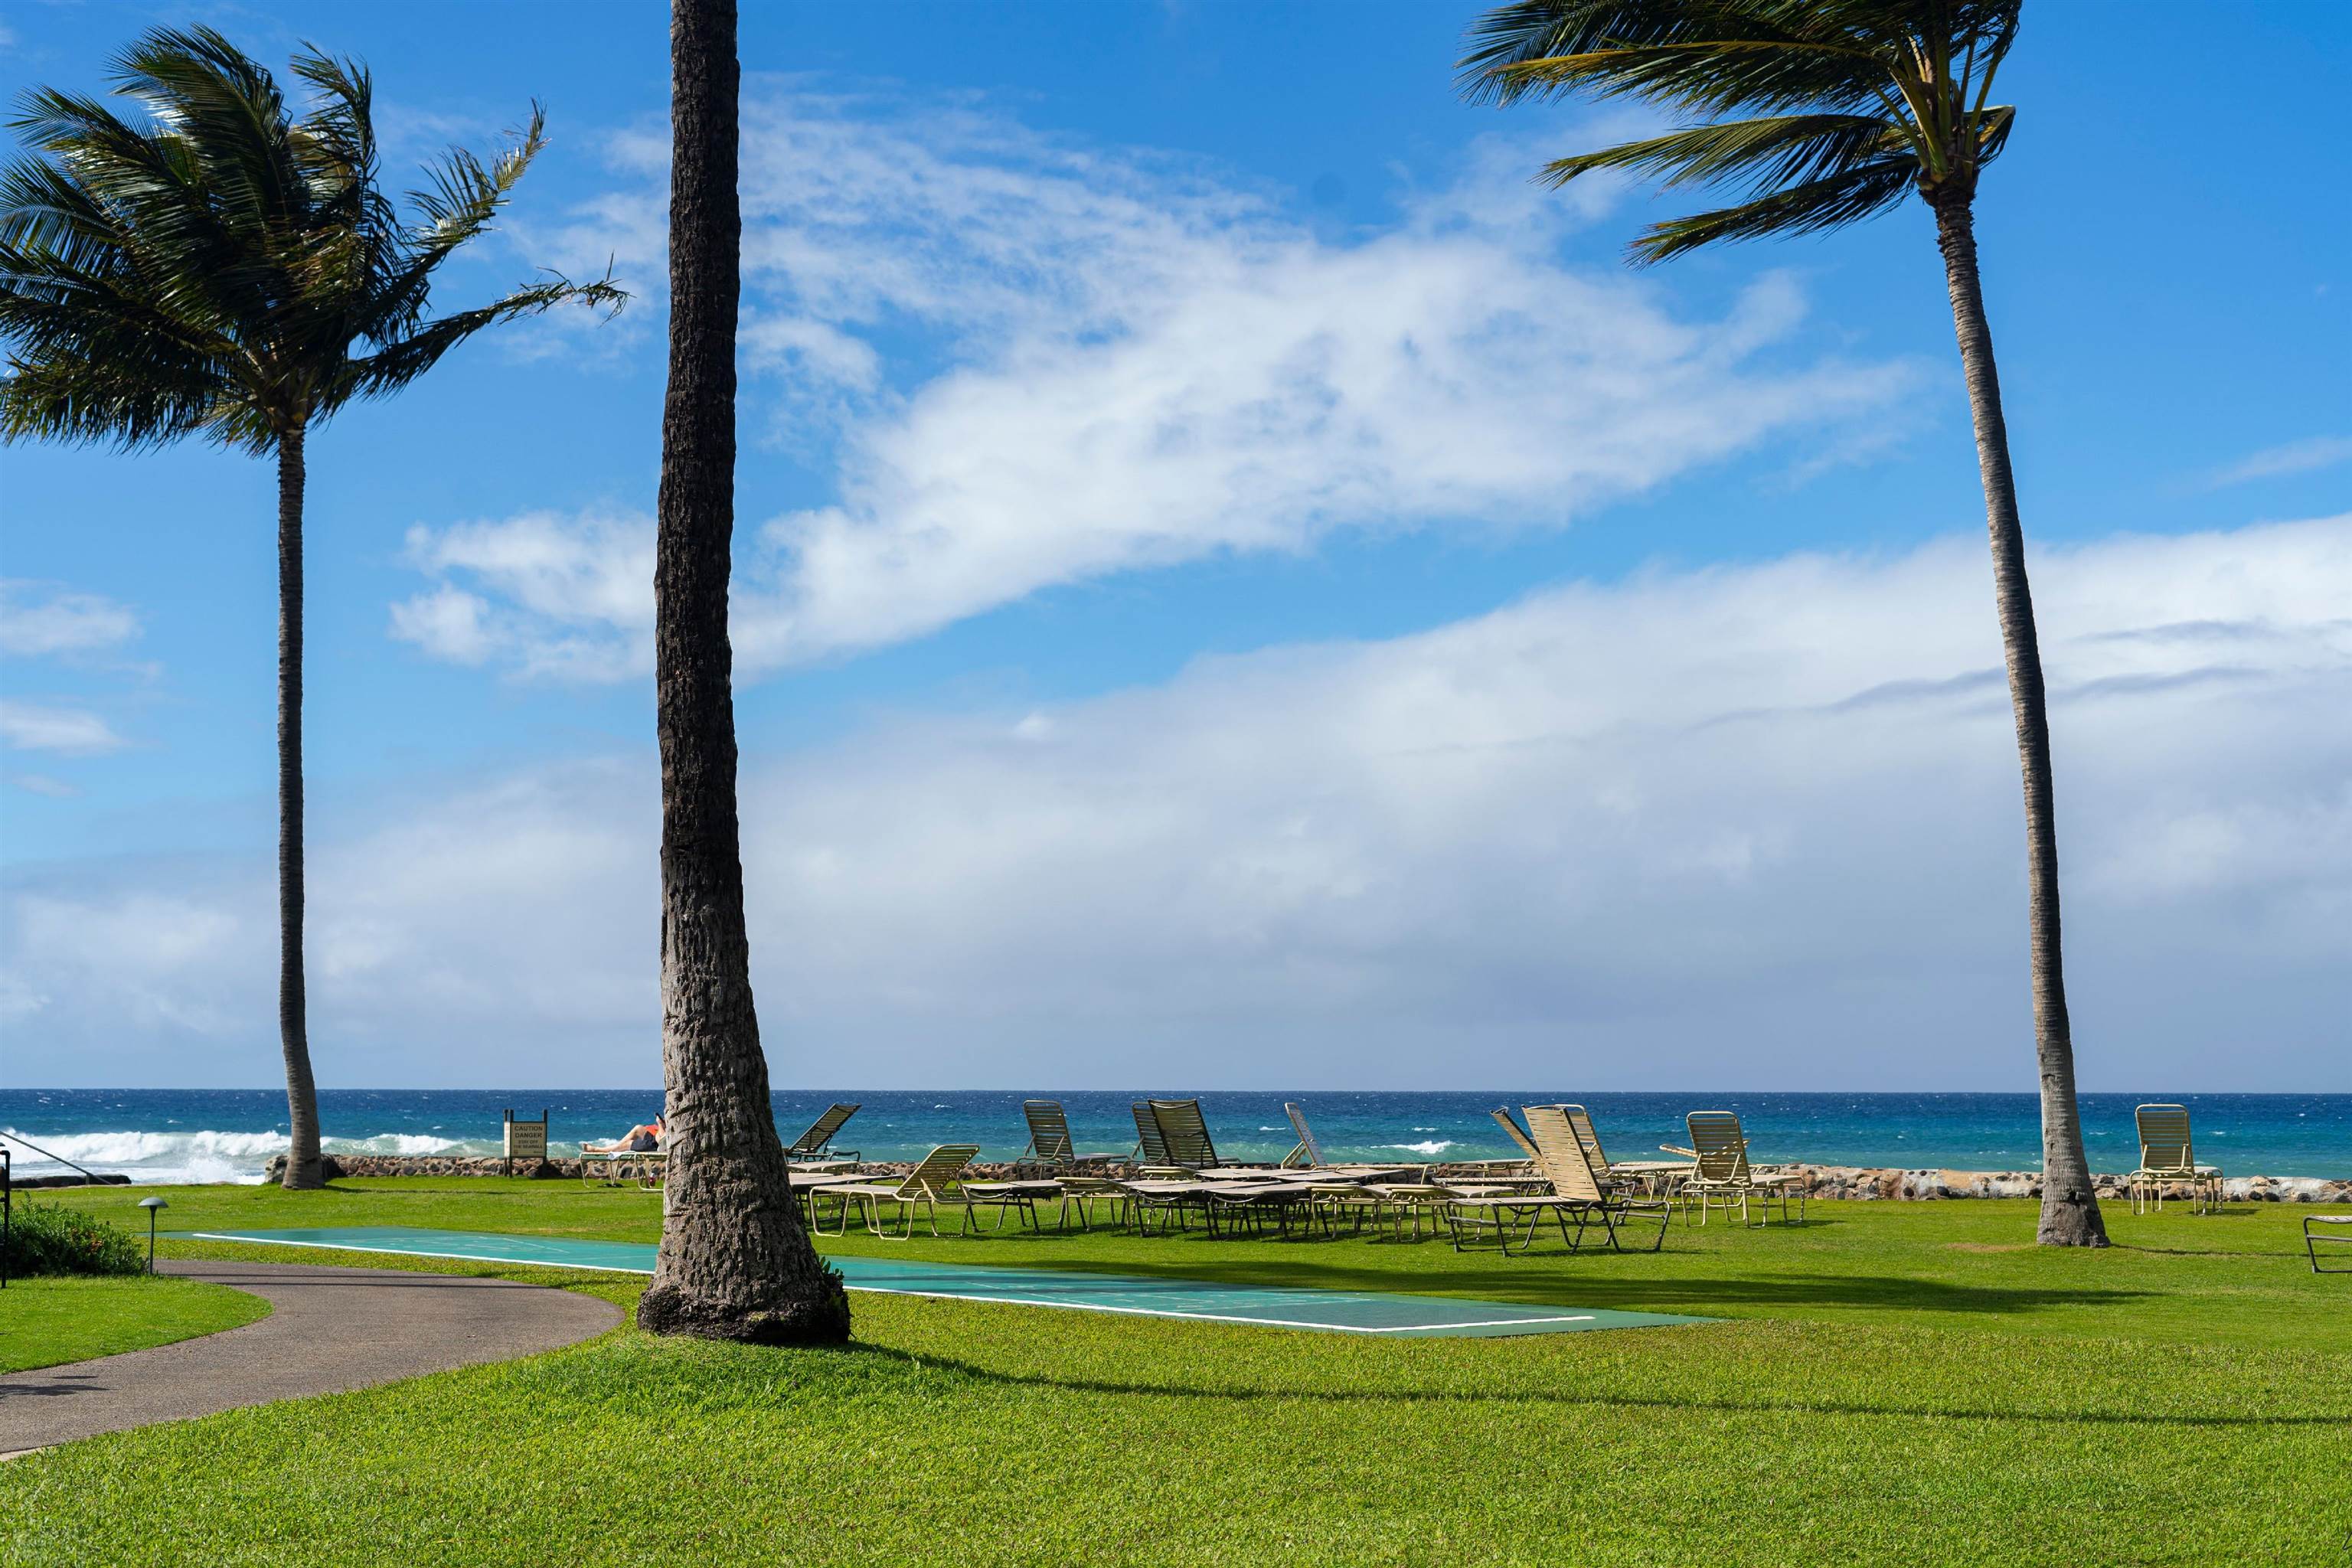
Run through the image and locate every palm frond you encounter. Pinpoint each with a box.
[1539,112,1904,192]
[1625,153,1914,263]
[339,269,626,405]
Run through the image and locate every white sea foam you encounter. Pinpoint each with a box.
[1,1126,286,1185]
[1383,1139,1455,1157]
[0,1125,507,1184]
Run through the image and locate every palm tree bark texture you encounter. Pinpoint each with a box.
[276,421,322,1190]
[1929,181,2105,1246]
[636,0,851,1343]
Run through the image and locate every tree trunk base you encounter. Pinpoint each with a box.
[2036,1190,2111,1247]
[279,1158,325,1191]
[636,1276,852,1345]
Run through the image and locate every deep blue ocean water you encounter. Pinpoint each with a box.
[2,1087,2344,1183]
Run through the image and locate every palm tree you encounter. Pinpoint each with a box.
[635,0,851,1342]
[0,28,622,1189]
[1461,0,2108,1245]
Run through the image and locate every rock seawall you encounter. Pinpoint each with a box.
[261,1152,2352,1202]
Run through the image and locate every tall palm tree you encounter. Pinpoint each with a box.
[635,0,851,1342]
[1461,0,2108,1245]
[0,28,622,1189]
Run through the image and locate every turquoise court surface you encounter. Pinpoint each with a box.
[186,1226,1707,1338]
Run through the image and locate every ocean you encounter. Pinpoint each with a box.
[2,1088,2345,1184]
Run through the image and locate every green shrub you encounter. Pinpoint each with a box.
[2,1200,148,1276]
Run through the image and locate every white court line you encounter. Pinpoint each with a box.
[187,1232,1598,1334]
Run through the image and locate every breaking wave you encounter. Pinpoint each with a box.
[1383,1139,1455,1157]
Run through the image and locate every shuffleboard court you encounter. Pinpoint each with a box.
[182,1226,1707,1339]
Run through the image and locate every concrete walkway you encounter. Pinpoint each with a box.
[0,1259,620,1458]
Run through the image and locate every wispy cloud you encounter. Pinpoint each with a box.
[2210,435,2352,487]
[0,580,139,657]
[407,89,1915,681]
[28,518,2352,1089]
[0,701,128,755]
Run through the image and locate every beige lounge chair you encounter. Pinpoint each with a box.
[2306,1215,2352,1273]
[1447,1106,1670,1255]
[1018,1099,1118,1173]
[1131,1101,1177,1170]
[579,1134,665,1189]
[785,1103,861,1165]
[809,1144,978,1239]
[1278,1103,1413,1181]
[1674,1111,1806,1226]
[2128,1104,2222,1214]
[1563,1103,1691,1196]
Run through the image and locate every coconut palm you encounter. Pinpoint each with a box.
[634,0,851,1343]
[1460,0,2108,1245]
[0,28,622,1188]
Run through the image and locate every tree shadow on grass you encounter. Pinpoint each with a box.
[982,1253,2152,1319]
[842,1342,2345,1432]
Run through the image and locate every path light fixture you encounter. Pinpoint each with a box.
[139,1196,168,1274]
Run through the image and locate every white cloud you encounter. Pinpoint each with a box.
[410,91,1913,680]
[2210,434,2352,487]
[0,701,127,755]
[10,773,78,799]
[0,580,139,657]
[16,519,2349,1091]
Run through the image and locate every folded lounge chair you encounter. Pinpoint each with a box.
[1279,1103,1413,1181]
[1674,1110,1806,1226]
[809,1144,978,1239]
[785,1103,861,1165]
[2128,1103,2222,1215]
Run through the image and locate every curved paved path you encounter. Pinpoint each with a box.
[0,1259,620,1458]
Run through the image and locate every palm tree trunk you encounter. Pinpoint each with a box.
[636,0,850,1343]
[1930,193,2106,1247]
[276,423,323,1191]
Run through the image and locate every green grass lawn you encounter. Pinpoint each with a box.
[5,1179,2348,1566]
[0,1273,270,1374]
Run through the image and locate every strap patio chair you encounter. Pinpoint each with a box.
[808,1144,978,1240]
[1131,1101,1178,1171]
[1674,1111,1807,1227]
[1279,1103,1414,1181]
[2305,1215,2352,1273]
[1018,1099,1119,1174]
[2129,1104,2223,1214]
[785,1103,861,1165]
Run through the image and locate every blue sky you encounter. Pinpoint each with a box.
[2,2,2346,1092]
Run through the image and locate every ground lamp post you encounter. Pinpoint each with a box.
[140,1196,167,1274]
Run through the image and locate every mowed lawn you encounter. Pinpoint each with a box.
[0,1274,270,1374]
[4,1180,2347,1566]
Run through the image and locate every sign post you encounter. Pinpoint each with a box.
[503,1108,549,1176]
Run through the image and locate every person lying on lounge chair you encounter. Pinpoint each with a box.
[586,1116,663,1155]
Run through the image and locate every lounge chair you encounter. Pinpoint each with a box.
[1147,1098,1229,1171]
[784,1103,861,1165]
[808,1144,977,1239]
[2306,1215,2352,1273]
[1018,1099,1118,1172]
[1278,1103,1414,1181]
[1131,1101,1177,1170]
[1446,1106,1668,1256]
[1674,1110,1806,1226]
[2128,1104,2222,1214]
[1562,1104,1692,1196]
[579,1135,665,1189]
